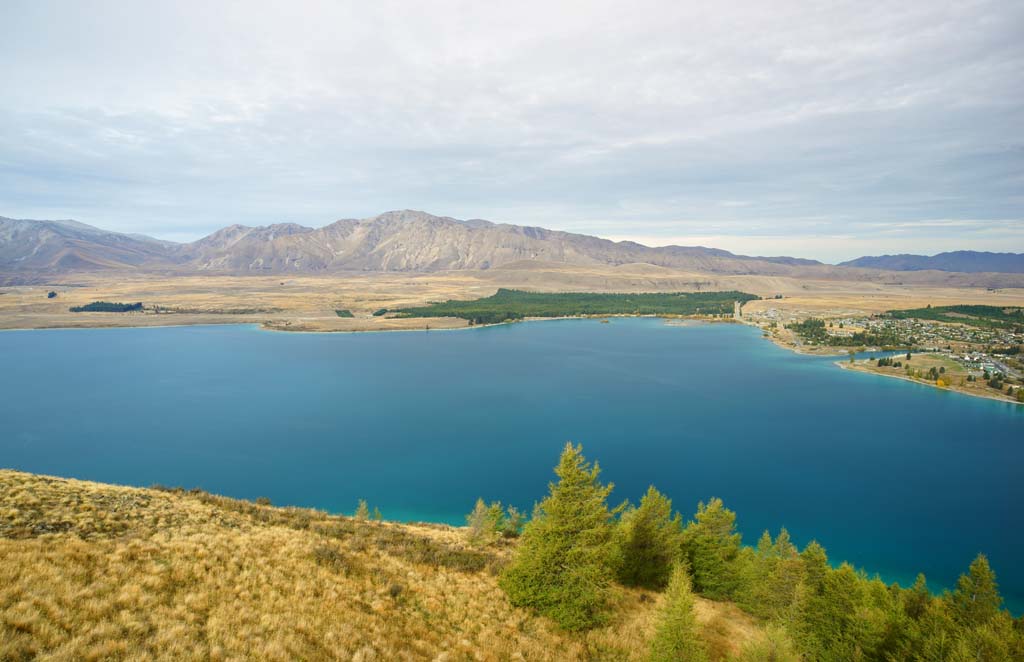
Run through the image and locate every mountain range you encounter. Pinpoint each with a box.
[839,251,1024,273]
[1,211,1021,279]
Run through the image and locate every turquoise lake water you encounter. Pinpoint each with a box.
[1,319,1022,611]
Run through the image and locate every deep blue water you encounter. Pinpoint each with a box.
[1,319,1022,611]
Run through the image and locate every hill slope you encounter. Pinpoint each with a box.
[840,250,1024,273]
[0,217,179,273]
[0,470,760,661]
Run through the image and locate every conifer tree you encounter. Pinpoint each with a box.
[614,485,683,589]
[799,540,829,592]
[465,498,505,546]
[648,563,708,662]
[499,443,616,631]
[354,499,370,521]
[681,498,742,599]
[904,573,932,620]
[951,553,1002,628]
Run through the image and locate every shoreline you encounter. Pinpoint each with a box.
[837,360,1023,406]
[5,313,1020,407]
[741,318,1024,406]
[0,312,735,334]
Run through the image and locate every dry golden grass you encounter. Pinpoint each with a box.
[2,266,1021,332]
[0,470,763,661]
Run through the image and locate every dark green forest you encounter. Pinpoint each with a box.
[396,289,758,325]
[886,305,1024,331]
[488,444,1023,660]
[68,301,143,313]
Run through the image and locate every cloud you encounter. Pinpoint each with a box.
[0,0,1021,258]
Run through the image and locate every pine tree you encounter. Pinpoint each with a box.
[733,625,801,662]
[800,540,829,592]
[499,443,616,631]
[465,498,505,546]
[614,485,683,589]
[648,563,708,662]
[951,554,1002,628]
[354,499,370,521]
[681,498,742,600]
[903,573,931,620]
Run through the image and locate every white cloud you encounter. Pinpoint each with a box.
[0,0,1022,258]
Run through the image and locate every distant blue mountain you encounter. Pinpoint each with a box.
[840,251,1024,273]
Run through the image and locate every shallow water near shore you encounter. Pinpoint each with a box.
[2,318,1022,611]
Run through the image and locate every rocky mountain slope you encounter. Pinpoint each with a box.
[2,211,820,276]
[0,217,178,272]
[4,212,1023,289]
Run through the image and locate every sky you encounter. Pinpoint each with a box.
[1,0,1022,262]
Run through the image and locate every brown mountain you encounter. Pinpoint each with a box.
[3,211,1023,290]
[0,216,178,272]
[2,210,819,276]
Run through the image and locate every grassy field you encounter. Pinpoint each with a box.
[2,266,1023,332]
[0,470,764,661]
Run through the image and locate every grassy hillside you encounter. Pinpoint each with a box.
[0,470,761,661]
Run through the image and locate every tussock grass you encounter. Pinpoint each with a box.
[1,470,761,660]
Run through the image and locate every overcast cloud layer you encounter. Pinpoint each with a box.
[1,0,1022,261]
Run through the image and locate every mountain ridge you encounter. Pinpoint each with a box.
[2,212,1022,282]
[840,250,1024,273]
[1,211,823,276]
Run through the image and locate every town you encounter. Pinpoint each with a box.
[747,305,1024,403]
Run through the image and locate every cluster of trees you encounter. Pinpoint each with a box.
[786,318,908,348]
[875,356,903,368]
[335,309,354,318]
[886,305,1024,332]
[68,301,143,313]
[353,499,382,522]
[983,374,1024,401]
[494,444,1024,660]
[396,289,759,324]
[464,499,525,546]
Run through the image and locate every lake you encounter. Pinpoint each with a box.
[1,319,1022,611]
